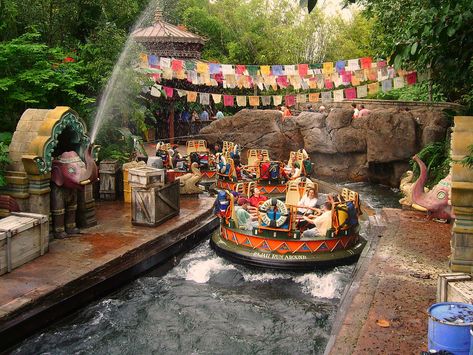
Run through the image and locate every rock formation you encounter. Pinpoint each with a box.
[200,107,449,186]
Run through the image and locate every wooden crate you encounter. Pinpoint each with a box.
[99,160,121,201]
[131,181,180,227]
[0,212,49,275]
[123,161,147,203]
[99,159,120,173]
[129,167,165,188]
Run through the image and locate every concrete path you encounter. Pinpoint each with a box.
[328,208,451,354]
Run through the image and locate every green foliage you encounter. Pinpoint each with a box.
[371,82,446,102]
[0,31,94,131]
[359,0,473,109]
[168,0,374,65]
[98,135,137,164]
[411,141,451,188]
[0,133,12,187]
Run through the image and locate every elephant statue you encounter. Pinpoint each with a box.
[411,154,453,221]
[178,162,202,194]
[50,145,98,238]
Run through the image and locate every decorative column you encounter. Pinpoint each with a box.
[450,116,473,272]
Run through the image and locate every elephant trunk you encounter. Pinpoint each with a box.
[411,155,428,206]
[80,145,98,185]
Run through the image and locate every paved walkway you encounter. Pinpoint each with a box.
[0,196,214,323]
[329,208,451,354]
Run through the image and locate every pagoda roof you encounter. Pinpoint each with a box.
[133,20,206,45]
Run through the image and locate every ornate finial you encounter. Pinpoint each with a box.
[155,9,163,22]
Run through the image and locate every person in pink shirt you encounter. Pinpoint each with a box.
[359,104,371,117]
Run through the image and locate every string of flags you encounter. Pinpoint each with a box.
[148,72,418,107]
[139,53,418,94]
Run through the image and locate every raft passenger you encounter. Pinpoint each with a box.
[297,188,318,215]
[301,202,332,239]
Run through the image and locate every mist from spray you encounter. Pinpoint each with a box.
[89,0,158,143]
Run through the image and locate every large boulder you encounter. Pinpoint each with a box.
[366,109,417,163]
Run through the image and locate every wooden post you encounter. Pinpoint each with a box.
[169,102,175,144]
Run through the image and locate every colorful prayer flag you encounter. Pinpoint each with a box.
[333,89,344,102]
[406,72,417,85]
[360,57,372,69]
[187,91,197,103]
[163,86,173,98]
[368,82,379,95]
[344,87,357,100]
[260,65,271,76]
[285,95,296,107]
[298,64,309,76]
[171,59,183,71]
[308,92,320,103]
[212,94,222,104]
[273,95,283,106]
[381,79,393,92]
[200,92,210,105]
[323,62,334,75]
[223,95,234,107]
[236,95,247,107]
[357,85,368,98]
[321,91,332,102]
[249,96,260,106]
[261,96,271,106]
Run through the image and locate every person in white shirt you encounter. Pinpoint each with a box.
[297,188,318,215]
[301,202,333,239]
[351,103,360,118]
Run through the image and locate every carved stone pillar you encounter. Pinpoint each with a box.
[450,116,473,272]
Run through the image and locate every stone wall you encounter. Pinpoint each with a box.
[200,106,451,186]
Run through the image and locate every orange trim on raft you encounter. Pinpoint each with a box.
[216,180,287,194]
[220,225,357,255]
[202,171,217,179]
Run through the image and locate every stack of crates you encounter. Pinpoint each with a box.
[122,161,146,203]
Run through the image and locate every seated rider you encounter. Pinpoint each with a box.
[249,187,267,207]
[235,198,258,230]
[297,188,318,215]
[301,202,332,239]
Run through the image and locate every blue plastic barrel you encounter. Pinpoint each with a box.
[428,302,473,355]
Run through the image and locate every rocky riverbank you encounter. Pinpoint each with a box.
[200,108,450,186]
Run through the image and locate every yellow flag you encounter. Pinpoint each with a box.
[249,96,260,106]
[260,65,271,76]
[196,62,209,74]
[368,82,379,95]
[308,93,320,102]
[322,62,334,75]
[187,91,197,102]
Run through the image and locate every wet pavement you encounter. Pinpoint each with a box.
[329,208,451,354]
[0,195,216,348]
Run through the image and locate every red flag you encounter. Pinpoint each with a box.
[324,79,334,89]
[163,86,174,98]
[298,64,309,76]
[224,95,235,107]
[171,59,183,71]
[360,57,372,69]
[344,87,357,100]
[406,72,417,85]
[235,65,246,74]
[276,75,288,88]
[284,95,296,107]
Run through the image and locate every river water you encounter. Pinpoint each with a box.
[13,183,399,355]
